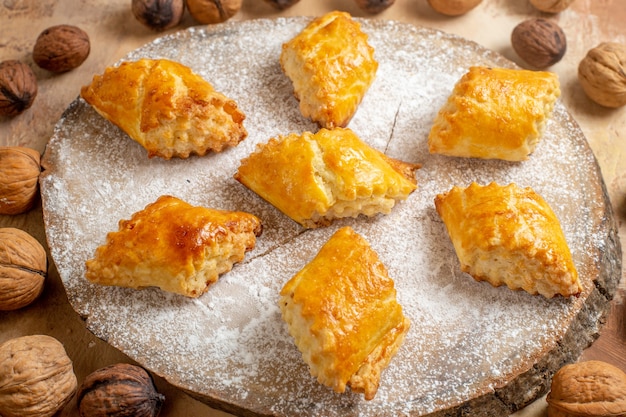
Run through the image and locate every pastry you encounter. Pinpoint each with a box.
[80,58,247,159]
[428,66,560,161]
[280,11,378,128]
[85,195,262,297]
[279,226,410,400]
[434,182,581,298]
[234,127,419,228]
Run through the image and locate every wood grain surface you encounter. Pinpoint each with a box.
[1,1,624,416]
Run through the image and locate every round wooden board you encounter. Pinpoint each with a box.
[39,17,621,417]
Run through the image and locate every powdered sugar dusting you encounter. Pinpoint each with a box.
[40,18,611,416]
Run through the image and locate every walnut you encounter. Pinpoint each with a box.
[262,0,300,9]
[547,360,626,416]
[185,0,241,24]
[33,25,90,73]
[578,42,626,108]
[0,146,41,215]
[426,0,482,16]
[529,0,575,13]
[0,60,37,117]
[354,0,396,14]
[511,18,567,69]
[77,363,165,417]
[0,335,77,417]
[0,228,47,311]
[132,0,185,31]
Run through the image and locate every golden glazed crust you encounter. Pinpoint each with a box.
[234,127,419,228]
[434,182,581,298]
[85,195,262,297]
[428,66,560,161]
[280,11,378,128]
[279,226,410,400]
[80,58,247,159]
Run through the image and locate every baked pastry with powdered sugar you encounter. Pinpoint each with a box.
[279,226,410,400]
[234,127,419,228]
[81,58,247,159]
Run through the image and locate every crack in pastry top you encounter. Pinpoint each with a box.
[40,17,608,417]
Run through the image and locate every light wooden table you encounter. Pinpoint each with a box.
[1,1,624,416]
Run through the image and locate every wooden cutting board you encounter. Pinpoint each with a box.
[39,18,621,416]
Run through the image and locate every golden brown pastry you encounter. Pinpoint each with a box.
[428,66,561,161]
[434,182,581,298]
[280,11,378,128]
[80,58,247,159]
[279,226,410,400]
[234,127,419,228]
[85,195,262,297]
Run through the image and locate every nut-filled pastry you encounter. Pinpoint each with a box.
[279,226,410,400]
[80,58,247,159]
[85,195,262,297]
[428,66,560,161]
[434,182,581,298]
[280,11,378,128]
[234,127,419,228]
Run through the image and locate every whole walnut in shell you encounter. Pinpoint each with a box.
[0,335,77,417]
[0,60,37,117]
[427,0,482,16]
[0,228,47,311]
[354,0,396,14]
[547,360,626,416]
[578,42,626,108]
[132,0,185,31]
[33,25,90,73]
[0,146,41,215]
[185,0,241,24]
[511,18,567,68]
[529,0,575,13]
[77,363,165,417]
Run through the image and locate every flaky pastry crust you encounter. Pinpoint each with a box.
[85,195,262,297]
[80,58,247,159]
[280,11,378,128]
[428,66,560,161]
[234,127,419,228]
[279,226,410,400]
[434,182,581,298]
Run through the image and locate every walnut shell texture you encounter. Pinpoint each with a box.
[511,18,567,68]
[578,42,626,108]
[33,25,90,73]
[0,60,38,117]
[547,360,626,416]
[77,363,165,417]
[132,0,185,31]
[0,146,41,215]
[0,335,77,417]
[185,0,241,24]
[529,0,576,13]
[426,0,482,16]
[0,228,47,311]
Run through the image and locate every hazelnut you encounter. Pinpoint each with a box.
[0,146,41,215]
[0,228,47,311]
[354,0,396,14]
[0,335,77,417]
[578,42,626,108]
[529,0,576,13]
[77,363,165,417]
[262,0,300,9]
[426,0,482,16]
[185,0,241,24]
[33,25,90,73]
[511,18,567,69]
[132,0,185,31]
[547,360,626,416]
[0,60,37,117]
